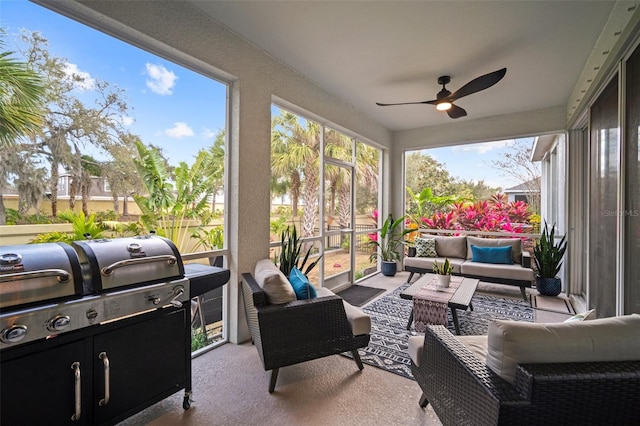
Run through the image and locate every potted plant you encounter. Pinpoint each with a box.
[368,213,412,276]
[533,221,567,296]
[276,225,322,277]
[433,258,453,289]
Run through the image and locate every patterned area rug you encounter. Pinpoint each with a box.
[346,282,535,380]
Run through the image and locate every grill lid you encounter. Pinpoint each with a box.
[72,235,184,294]
[0,242,83,310]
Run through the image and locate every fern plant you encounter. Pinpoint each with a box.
[533,221,567,278]
[30,210,106,243]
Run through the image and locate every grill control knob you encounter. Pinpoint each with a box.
[47,315,71,332]
[1,325,28,344]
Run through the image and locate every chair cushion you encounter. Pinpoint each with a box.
[289,267,317,300]
[415,237,437,257]
[466,236,522,264]
[470,245,513,265]
[486,314,640,384]
[317,287,371,336]
[408,335,424,366]
[254,259,296,304]
[407,334,488,368]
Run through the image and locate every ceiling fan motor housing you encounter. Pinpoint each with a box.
[437,75,451,86]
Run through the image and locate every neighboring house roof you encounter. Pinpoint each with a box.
[2,174,114,200]
[504,178,540,193]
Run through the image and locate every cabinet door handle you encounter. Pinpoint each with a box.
[71,362,81,421]
[98,352,110,406]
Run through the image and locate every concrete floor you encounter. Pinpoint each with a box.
[118,271,573,425]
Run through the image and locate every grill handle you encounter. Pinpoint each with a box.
[98,352,110,406]
[0,269,70,283]
[101,255,177,276]
[71,362,81,421]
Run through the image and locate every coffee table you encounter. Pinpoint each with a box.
[400,274,479,335]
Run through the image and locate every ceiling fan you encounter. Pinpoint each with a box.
[376,67,507,119]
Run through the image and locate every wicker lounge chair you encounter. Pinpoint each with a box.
[241,272,371,392]
[409,317,640,425]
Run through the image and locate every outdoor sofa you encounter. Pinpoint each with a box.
[241,259,371,392]
[408,314,640,425]
[403,235,534,300]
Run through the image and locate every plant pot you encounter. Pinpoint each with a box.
[435,274,451,290]
[536,276,562,296]
[381,260,397,277]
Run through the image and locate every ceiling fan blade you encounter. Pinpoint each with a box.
[376,100,435,106]
[447,104,467,119]
[448,68,507,101]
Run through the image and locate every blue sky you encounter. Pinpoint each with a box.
[1,0,227,165]
[424,138,535,190]
[2,1,532,189]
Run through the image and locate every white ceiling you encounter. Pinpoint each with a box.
[187,1,617,131]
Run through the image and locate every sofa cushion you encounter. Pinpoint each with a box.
[471,245,513,265]
[433,235,467,259]
[254,259,296,304]
[289,267,317,300]
[460,261,533,282]
[466,236,522,264]
[486,314,640,384]
[415,237,437,257]
[403,256,465,274]
[317,287,371,336]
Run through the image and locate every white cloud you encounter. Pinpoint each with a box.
[451,139,515,154]
[165,122,193,138]
[63,62,95,91]
[120,115,135,126]
[202,128,216,139]
[145,63,177,95]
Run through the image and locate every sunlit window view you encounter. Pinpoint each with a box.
[270,106,381,289]
[1,2,228,352]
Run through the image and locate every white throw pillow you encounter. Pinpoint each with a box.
[486,314,640,384]
[254,259,296,304]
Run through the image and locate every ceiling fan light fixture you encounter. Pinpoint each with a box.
[436,101,452,111]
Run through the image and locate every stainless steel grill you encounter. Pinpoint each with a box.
[0,236,188,348]
[1,236,229,425]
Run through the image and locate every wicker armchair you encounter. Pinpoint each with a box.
[410,324,640,426]
[241,272,370,392]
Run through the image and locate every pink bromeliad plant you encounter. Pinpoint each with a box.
[422,193,532,234]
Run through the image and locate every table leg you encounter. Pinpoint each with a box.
[406,309,414,330]
[469,302,474,311]
[451,308,461,335]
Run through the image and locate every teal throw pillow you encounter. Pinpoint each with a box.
[471,245,513,264]
[415,237,437,257]
[289,267,317,300]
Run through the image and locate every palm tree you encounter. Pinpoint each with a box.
[0,38,46,147]
[271,111,322,238]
